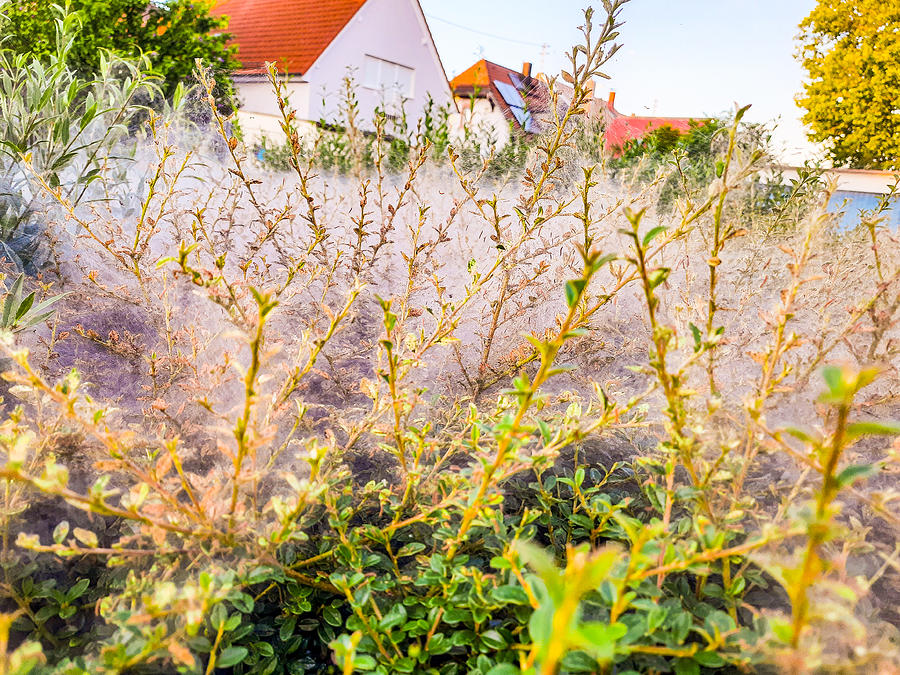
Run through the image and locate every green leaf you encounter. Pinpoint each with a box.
[576,621,626,662]
[378,603,406,631]
[279,615,297,641]
[674,658,700,675]
[354,655,377,670]
[52,520,69,544]
[689,322,702,352]
[426,633,452,655]
[34,606,56,623]
[591,253,617,271]
[216,646,248,668]
[694,651,726,667]
[392,657,416,673]
[642,225,667,247]
[1,274,24,328]
[780,425,821,446]
[528,603,553,645]
[231,593,254,614]
[846,421,900,439]
[491,585,530,605]
[209,603,227,629]
[822,365,844,397]
[396,542,426,557]
[560,650,601,672]
[669,611,691,644]
[704,609,735,636]
[322,605,342,628]
[66,578,90,602]
[565,279,587,308]
[646,605,667,633]
[13,292,34,323]
[486,665,520,675]
[480,629,508,650]
[835,463,878,487]
[245,566,272,585]
[647,267,670,290]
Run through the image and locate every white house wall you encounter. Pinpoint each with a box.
[235,79,312,145]
[450,96,511,148]
[302,0,452,128]
[237,79,311,119]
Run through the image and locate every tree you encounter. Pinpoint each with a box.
[0,0,239,103]
[796,0,900,169]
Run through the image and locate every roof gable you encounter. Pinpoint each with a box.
[212,0,367,74]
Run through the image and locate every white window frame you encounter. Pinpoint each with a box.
[362,55,415,102]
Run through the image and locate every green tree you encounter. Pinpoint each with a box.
[796,0,900,169]
[0,0,238,103]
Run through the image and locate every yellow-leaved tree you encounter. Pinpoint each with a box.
[796,0,900,169]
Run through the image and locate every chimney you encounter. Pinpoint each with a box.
[585,79,596,114]
[608,90,616,110]
[522,62,532,77]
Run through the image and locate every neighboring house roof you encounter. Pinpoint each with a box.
[211,0,367,75]
[603,95,704,151]
[450,59,559,133]
[451,58,703,146]
[604,115,697,150]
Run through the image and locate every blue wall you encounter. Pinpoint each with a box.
[827,190,900,230]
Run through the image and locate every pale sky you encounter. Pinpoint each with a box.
[419,0,821,162]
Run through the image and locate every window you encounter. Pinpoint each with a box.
[362,55,415,103]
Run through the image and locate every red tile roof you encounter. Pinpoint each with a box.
[212,0,367,75]
[604,113,698,151]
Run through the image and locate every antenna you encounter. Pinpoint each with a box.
[539,43,549,72]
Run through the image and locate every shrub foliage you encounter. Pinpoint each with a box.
[0,0,238,102]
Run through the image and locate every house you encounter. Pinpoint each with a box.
[449,59,588,146]
[449,57,700,155]
[777,166,900,229]
[211,0,453,142]
[601,92,704,153]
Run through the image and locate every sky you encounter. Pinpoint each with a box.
[419,0,820,162]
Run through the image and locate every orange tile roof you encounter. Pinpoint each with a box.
[212,0,367,75]
[450,59,499,90]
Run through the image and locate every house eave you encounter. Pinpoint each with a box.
[233,70,306,82]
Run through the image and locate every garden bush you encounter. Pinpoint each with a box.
[0,2,169,273]
[0,3,898,674]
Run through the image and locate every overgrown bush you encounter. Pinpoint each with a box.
[607,116,830,235]
[0,3,898,675]
[608,118,738,212]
